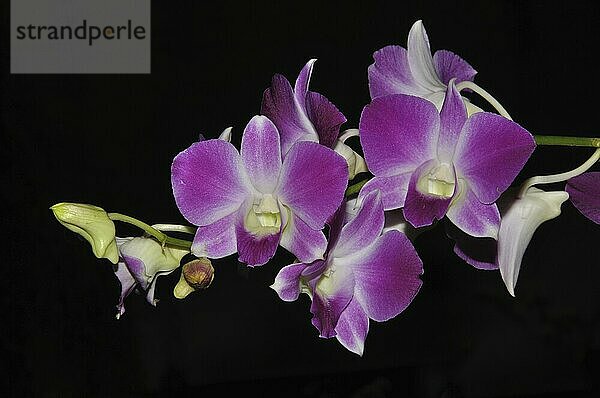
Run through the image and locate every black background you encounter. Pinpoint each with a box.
[2,1,600,397]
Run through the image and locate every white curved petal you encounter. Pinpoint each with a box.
[119,237,189,278]
[498,188,569,297]
[218,126,233,142]
[407,20,444,93]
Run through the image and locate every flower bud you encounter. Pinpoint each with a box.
[51,202,119,264]
[173,258,214,299]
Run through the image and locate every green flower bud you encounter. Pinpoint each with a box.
[51,202,119,264]
[173,258,214,299]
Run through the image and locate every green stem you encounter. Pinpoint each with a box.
[108,213,192,250]
[345,179,369,197]
[534,135,600,148]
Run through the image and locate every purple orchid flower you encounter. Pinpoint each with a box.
[368,20,480,114]
[359,81,536,239]
[114,236,189,319]
[271,191,423,356]
[566,172,600,224]
[261,59,347,155]
[171,115,348,267]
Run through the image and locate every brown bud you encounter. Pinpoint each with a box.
[183,258,214,290]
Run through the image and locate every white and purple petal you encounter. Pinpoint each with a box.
[358,173,412,211]
[311,264,355,338]
[437,81,467,162]
[446,180,501,239]
[191,212,237,259]
[271,262,311,302]
[407,20,444,92]
[305,91,347,149]
[433,49,477,86]
[172,139,249,226]
[240,115,282,193]
[334,298,369,356]
[345,230,423,322]
[277,141,348,230]
[453,113,535,204]
[360,94,440,176]
[279,211,327,263]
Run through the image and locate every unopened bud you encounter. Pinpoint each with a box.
[173,258,214,299]
[51,202,118,264]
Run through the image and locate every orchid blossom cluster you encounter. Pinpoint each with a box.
[52,20,600,356]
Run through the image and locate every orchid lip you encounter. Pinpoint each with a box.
[416,162,456,198]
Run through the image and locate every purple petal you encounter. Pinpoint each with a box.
[453,113,535,204]
[346,230,423,322]
[445,221,498,270]
[113,261,137,319]
[566,172,600,224]
[433,49,477,85]
[368,45,423,99]
[334,298,369,356]
[172,140,248,226]
[446,181,500,239]
[278,141,348,230]
[305,91,346,148]
[310,265,355,338]
[191,212,237,259]
[358,173,412,210]
[437,82,467,162]
[121,254,149,289]
[359,94,439,176]
[235,210,281,267]
[333,191,384,258]
[261,74,317,155]
[145,269,177,306]
[280,212,327,263]
[241,115,282,193]
[271,262,310,302]
[403,159,454,228]
[294,59,316,109]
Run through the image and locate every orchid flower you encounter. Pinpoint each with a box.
[368,20,483,115]
[271,191,423,356]
[498,187,569,296]
[171,115,348,267]
[261,60,365,179]
[114,236,189,319]
[566,172,600,224]
[359,81,535,240]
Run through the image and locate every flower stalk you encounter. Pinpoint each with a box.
[108,213,193,250]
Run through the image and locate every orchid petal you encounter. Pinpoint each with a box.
[172,140,249,226]
[340,230,423,321]
[334,298,369,356]
[278,141,347,230]
[113,261,136,319]
[311,264,355,338]
[271,262,310,302]
[437,81,467,163]
[294,59,316,109]
[279,211,327,263]
[332,191,384,258]
[360,94,439,176]
[403,159,454,227]
[241,115,282,193]
[368,45,424,98]
[498,188,569,296]
[119,237,188,278]
[235,205,281,267]
[433,49,477,85]
[566,172,600,224]
[305,91,347,149]
[358,173,412,211]
[453,113,535,204]
[407,20,444,93]
[218,126,233,142]
[261,74,317,155]
[446,180,501,239]
[145,269,177,306]
[191,212,237,259]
